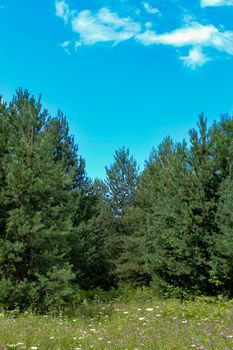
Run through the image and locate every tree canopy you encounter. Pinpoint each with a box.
[0,90,233,310]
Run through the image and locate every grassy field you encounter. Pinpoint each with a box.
[1,291,233,350]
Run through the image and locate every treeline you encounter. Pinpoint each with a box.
[0,89,233,310]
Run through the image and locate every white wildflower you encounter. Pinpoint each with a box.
[146,308,153,312]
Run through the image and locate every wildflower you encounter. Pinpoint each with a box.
[146,308,153,312]
[7,345,19,348]
[139,317,145,321]
[7,344,25,348]
[123,311,129,314]
[30,347,38,350]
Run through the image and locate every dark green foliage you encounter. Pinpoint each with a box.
[0,90,78,309]
[105,147,139,216]
[1,88,233,310]
[68,179,114,290]
[103,148,140,283]
[209,117,233,292]
[207,177,233,292]
[115,206,150,286]
[121,115,233,295]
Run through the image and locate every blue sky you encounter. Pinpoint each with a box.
[0,0,233,179]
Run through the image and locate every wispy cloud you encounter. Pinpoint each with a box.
[136,22,233,55]
[60,41,71,55]
[55,1,233,68]
[201,0,233,7]
[71,7,141,46]
[180,47,210,69]
[143,2,161,15]
[55,0,70,23]
[136,23,217,47]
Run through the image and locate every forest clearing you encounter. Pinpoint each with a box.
[1,1,233,349]
[1,291,233,350]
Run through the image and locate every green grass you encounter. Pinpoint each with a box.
[1,292,233,349]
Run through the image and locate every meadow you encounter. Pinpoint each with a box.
[1,290,233,350]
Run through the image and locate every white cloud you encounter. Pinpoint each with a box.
[136,22,233,67]
[180,47,210,69]
[55,1,233,68]
[136,22,218,46]
[71,8,141,45]
[211,30,233,54]
[55,0,70,24]
[136,22,233,56]
[60,41,71,55]
[143,2,161,15]
[201,0,233,7]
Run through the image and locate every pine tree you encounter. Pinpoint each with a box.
[68,178,114,290]
[0,89,78,309]
[105,147,139,216]
[139,115,232,294]
[141,137,197,292]
[209,115,233,293]
[104,147,139,283]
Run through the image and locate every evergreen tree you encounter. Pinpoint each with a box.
[105,147,139,216]
[141,137,197,292]
[209,115,233,293]
[68,178,114,290]
[104,147,139,283]
[0,90,77,309]
[213,176,233,293]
